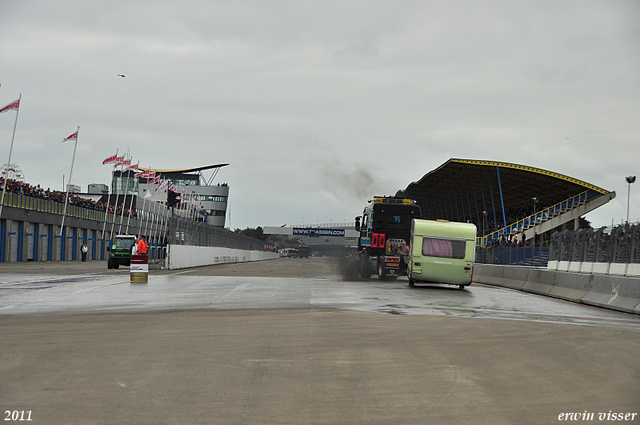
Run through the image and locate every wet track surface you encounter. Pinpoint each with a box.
[3,258,640,425]
[2,260,639,329]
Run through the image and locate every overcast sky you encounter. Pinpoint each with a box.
[1,1,638,230]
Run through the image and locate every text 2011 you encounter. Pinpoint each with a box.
[4,411,32,421]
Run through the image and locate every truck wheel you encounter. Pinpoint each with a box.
[114,263,120,269]
[377,260,387,281]
[358,251,371,279]
[409,278,415,287]
[107,259,113,269]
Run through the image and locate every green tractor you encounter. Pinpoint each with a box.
[107,235,137,269]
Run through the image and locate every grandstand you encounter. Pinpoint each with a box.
[396,159,615,246]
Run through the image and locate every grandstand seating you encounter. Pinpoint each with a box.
[479,190,615,247]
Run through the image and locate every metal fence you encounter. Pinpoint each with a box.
[475,224,640,267]
[167,215,265,251]
[475,245,549,267]
[548,224,640,264]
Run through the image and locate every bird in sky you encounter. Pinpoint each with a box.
[117,74,125,78]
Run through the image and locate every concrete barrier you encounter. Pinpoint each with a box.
[548,272,591,302]
[472,264,505,287]
[627,264,640,277]
[591,263,610,275]
[579,262,594,274]
[474,264,640,316]
[568,262,581,273]
[502,267,530,291]
[548,260,640,277]
[522,269,555,296]
[581,274,640,315]
[609,263,628,276]
[167,245,279,270]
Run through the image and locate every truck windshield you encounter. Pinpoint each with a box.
[115,239,135,249]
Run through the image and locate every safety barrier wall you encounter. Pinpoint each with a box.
[166,245,279,270]
[473,264,640,315]
[547,261,640,277]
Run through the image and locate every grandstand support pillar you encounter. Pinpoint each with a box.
[496,166,507,231]
[574,217,580,231]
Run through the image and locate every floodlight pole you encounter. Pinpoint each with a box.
[626,176,636,227]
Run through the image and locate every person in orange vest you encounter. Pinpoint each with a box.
[137,236,148,255]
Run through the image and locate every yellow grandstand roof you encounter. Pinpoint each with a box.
[144,163,229,174]
[397,158,612,221]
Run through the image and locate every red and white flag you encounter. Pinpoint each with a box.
[155,180,170,192]
[125,163,140,171]
[0,98,20,114]
[115,158,130,167]
[148,176,161,185]
[62,130,78,143]
[102,154,118,165]
[135,169,155,178]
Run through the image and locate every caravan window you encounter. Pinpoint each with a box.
[422,237,466,259]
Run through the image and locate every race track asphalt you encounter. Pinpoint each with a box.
[1,258,639,425]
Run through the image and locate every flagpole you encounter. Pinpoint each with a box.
[109,162,121,237]
[150,189,161,259]
[139,173,148,240]
[152,179,167,259]
[0,94,21,221]
[60,126,79,236]
[124,161,139,234]
[140,168,153,238]
[118,152,132,234]
[101,149,119,254]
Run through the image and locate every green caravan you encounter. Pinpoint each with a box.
[407,219,477,289]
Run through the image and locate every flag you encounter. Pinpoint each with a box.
[62,130,78,143]
[135,169,153,178]
[0,98,20,114]
[156,180,170,192]
[148,176,161,185]
[102,154,118,165]
[125,163,139,171]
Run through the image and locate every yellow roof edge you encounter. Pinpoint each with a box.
[137,163,229,174]
[450,158,610,194]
